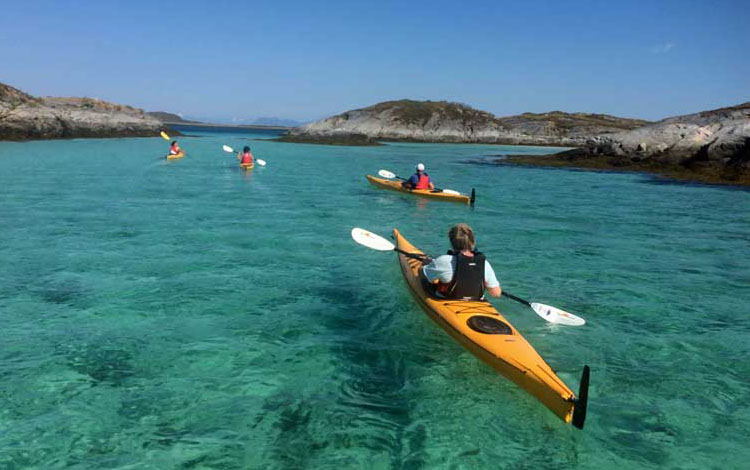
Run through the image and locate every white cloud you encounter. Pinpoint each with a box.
[650,43,676,54]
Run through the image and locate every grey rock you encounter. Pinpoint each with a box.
[286,100,649,146]
[1,82,166,141]
[568,102,750,168]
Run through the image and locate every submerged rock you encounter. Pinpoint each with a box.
[0,81,170,141]
[276,132,382,146]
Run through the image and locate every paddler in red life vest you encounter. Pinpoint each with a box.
[169,141,181,155]
[237,146,253,165]
[402,163,435,190]
[422,223,502,300]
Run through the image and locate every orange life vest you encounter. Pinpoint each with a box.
[415,173,431,189]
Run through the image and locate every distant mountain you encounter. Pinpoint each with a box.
[249,117,302,127]
[284,99,649,146]
[1,81,168,141]
[147,111,202,124]
[146,112,299,128]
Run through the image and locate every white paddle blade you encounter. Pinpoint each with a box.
[256,158,267,166]
[351,228,395,251]
[441,189,461,195]
[160,131,171,140]
[531,303,585,326]
[222,145,235,153]
[378,169,397,179]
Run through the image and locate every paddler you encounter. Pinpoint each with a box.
[237,146,253,165]
[422,223,502,299]
[401,163,434,190]
[169,140,182,155]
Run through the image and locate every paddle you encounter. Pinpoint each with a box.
[377,169,462,195]
[351,227,430,261]
[351,227,585,326]
[501,292,585,326]
[222,145,267,166]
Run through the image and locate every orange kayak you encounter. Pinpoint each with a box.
[239,162,254,170]
[393,228,589,428]
[166,152,184,160]
[366,175,474,205]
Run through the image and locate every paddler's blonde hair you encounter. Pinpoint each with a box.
[449,223,476,252]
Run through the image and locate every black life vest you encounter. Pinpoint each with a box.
[445,250,485,300]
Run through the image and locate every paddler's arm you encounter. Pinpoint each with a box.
[486,285,502,298]
[402,174,418,189]
[484,261,502,298]
[422,255,453,283]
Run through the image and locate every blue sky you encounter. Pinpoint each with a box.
[1,0,748,122]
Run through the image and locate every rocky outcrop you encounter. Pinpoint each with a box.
[503,102,750,185]
[1,82,168,141]
[276,132,381,146]
[146,111,199,124]
[498,111,650,143]
[562,102,750,168]
[283,100,648,146]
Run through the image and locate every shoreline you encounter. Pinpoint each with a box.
[499,154,750,187]
[0,128,182,142]
[274,133,577,148]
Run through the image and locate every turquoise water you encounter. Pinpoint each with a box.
[1,129,749,469]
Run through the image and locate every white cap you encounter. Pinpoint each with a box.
[416,163,425,171]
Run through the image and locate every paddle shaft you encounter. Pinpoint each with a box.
[395,247,428,261]
[502,291,532,307]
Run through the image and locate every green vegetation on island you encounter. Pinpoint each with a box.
[282,99,649,146]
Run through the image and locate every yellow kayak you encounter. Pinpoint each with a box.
[393,229,589,428]
[166,152,184,160]
[239,162,255,170]
[366,175,474,205]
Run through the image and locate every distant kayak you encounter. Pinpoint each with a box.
[366,174,474,204]
[239,162,254,171]
[166,152,184,160]
[393,228,589,428]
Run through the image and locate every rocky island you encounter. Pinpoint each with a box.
[0,82,169,141]
[281,99,648,146]
[146,111,201,125]
[505,102,750,185]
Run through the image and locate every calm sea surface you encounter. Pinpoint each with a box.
[1,127,749,469]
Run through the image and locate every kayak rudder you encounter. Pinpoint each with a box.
[571,365,590,429]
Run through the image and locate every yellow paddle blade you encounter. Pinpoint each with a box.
[160,131,170,141]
